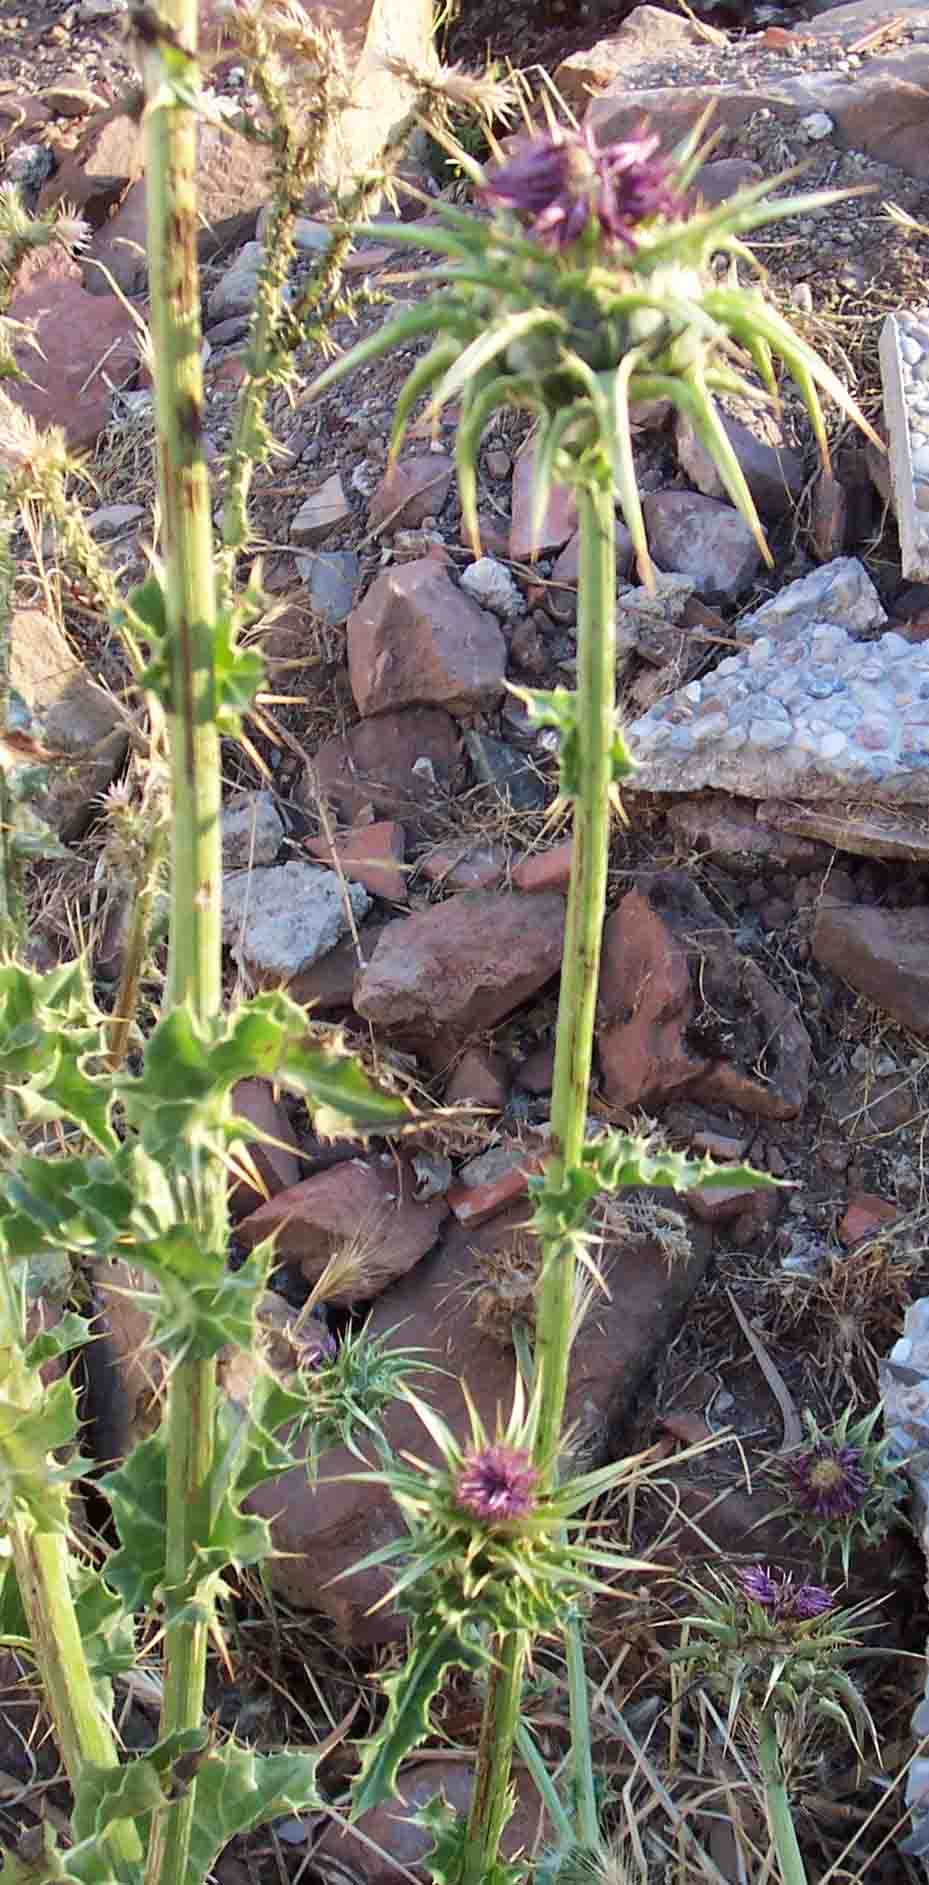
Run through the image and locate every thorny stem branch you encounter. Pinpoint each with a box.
[135,4,225,1883]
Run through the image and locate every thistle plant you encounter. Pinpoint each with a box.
[305,86,877,1885]
[0,4,443,1883]
[772,1405,909,1580]
[672,1565,880,1885]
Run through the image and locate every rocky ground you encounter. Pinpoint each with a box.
[6,0,929,1878]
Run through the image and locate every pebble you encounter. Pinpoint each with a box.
[800,111,834,141]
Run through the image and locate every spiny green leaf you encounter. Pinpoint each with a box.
[0,1155,134,1262]
[305,307,471,406]
[352,1623,486,1819]
[212,611,265,736]
[424,309,565,426]
[23,1311,91,1370]
[579,1131,781,1198]
[100,1434,167,1613]
[186,1744,320,1879]
[388,340,461,463]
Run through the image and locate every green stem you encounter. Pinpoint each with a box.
[533,473,616,1847]
[460,1636,526,1885]
[534,472,616,1472]
[757,1713,808,1885]
[137,7,226,1885]
[0,1270,142,1875]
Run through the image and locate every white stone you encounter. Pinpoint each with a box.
[881,312,929,580]
[222,861,369,983]
[800,111,834,141]
[460,557,526,621]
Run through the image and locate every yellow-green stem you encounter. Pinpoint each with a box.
[460,1634,527,1885]
[137,6,226,1884]
[758,1714,808,1885]
[534,472,616,1470]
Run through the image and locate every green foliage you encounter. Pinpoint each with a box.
[415,1791,525,1885]
[353,1622,487,1820]
[527,1127,780,1246]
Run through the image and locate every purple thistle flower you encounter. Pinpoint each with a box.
[454,1443,538,1524]
[482,124,680,252]
[790,1581,836,1619]
[737,1564,835,1622]
[785,1440,870,1520]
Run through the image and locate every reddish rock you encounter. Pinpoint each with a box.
[674,413,803,523]
[509,440,578,560]
[368,453,454,532]
[687,1183,761,1225]
[8,254,138,450]
[839,1191,900,1246]
[236,1155,447,1302]
[446,1156,543,1227]
[305,821,407,902]
[444,1048,509,1110]
[643,490,764,603]
[625,873,812,1121]
[550,517,634,599]
[597,889,706,1107]
[811,469,849,561]
[347,559,506,717]
[512,838,573,893]
[310,706,462,834]
[354,891,565,1037]
[244,1203,712,1639]
[39,112,143,227]
[813,903,929,1037]
[554,5,704,110]
[229,1079,302,1220]
[692,157,764,207]
[516,1043,556,1093]
[419,840,508,891]
[313,1761,546,1882]
[285,919,389,1013]
[82,177,148,296]
[666,796,832,875]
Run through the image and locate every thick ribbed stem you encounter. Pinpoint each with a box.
[460,1636,526,1885]
[534,473,616,1471]
[136,7,225,1885]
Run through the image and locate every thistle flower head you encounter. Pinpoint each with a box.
[483,123,679,252]
[300,1327,338,1371]
[773,1405,909,1580]
[737,1563,834,1621]
[678,1565,881,1751]
[454,1441,537,1524]
[785,1437,869,1519]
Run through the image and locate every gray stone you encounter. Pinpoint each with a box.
[643,490,763,603]
[207,242,266,322]
[737,557,886,641]
[460,557,526,621]
[465,731,548,811]
[298,549,360,625]
[10,608,128,842]
[291,474,351,547]
[221,791,284,870]
[87,503,145,539]
[222,861,370,984]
